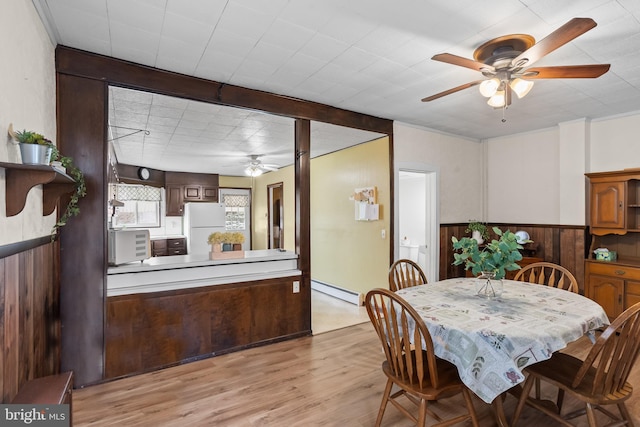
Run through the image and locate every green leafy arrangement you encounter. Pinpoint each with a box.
[12,127,86,240]
[452,227,530,279]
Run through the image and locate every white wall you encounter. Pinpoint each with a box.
[484,111,640,226]
[486,127,560,224]
[590,112,640,172]
[0,0,56,245]
[393,122,483,223]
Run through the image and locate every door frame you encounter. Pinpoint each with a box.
[267,182,284,249]
[394,162,440,282]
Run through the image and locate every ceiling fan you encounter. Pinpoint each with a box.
[422,18,610,110]
[244,155,279,177]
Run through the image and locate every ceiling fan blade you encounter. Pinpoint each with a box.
[510,18,597,69]
[521,64,610,79]
[432,53,495,73]
[422,80,483,102]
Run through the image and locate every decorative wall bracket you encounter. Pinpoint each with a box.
[0,162,75,216]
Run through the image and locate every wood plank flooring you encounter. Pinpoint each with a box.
[73,324,640,426]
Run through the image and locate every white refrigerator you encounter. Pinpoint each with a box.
[183,202,226,255]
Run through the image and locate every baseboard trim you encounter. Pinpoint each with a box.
[311,280,362,305]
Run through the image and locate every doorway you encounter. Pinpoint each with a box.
[267,182,284,249]
[395,164,439,283]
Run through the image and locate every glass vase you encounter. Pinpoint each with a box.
[475,271,503,299]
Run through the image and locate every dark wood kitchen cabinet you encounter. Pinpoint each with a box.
[151,237,186,256]
[165,172,219,216]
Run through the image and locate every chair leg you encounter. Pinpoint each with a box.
[461,387,480,427]
[375,378,393,427]
[556,388,565,412]
[511,375,536,426]
[585,403,598,427]
[417,398,427,426]
[618,402,634,427]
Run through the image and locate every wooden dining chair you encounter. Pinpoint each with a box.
[512,301,640,427]
[513,261,579,293]
[365,288,479,427]
[389,259,427,292]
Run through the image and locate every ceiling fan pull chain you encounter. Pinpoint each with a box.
[502,104,507,123]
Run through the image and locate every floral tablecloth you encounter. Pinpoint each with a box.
[396,278,610,403]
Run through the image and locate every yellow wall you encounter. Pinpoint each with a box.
[248,137,391,295]
[219,175,252,188]
[252,168,296,251]
[311,136,391,293]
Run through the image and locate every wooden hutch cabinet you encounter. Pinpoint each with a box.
[585,169,640,319]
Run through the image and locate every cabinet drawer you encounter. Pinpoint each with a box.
[152,239,167,250]
[167,238,186,248]
[168,248,187,255]
[586,262,640,281]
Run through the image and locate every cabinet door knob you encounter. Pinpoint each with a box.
[615,270,626,275]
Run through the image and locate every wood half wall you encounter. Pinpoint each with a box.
[440,223,588,292]
[0,240,60,402]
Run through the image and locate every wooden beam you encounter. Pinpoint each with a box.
[55,46,393,135]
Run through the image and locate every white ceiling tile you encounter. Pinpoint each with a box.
[107,0,165,34]
[301,33,350,62]
[165,0,227,25]
[33,0,640,170]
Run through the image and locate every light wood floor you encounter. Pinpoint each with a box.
[311,290,369,334]
[73,323,640,426]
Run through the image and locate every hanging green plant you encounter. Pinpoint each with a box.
[52,152,86,240]
[9,125,87,240]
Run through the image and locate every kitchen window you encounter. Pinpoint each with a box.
[109,184,161,227]
[223,193,249,230]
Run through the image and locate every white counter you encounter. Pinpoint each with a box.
[107,249,300,297]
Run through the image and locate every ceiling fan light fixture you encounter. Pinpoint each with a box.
[487,89,506,108]
[245,166,263,177]
[479,78,500,97]
[509,78,534,98]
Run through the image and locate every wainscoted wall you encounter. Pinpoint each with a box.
[0,241,60,402]
[440,223,587,292]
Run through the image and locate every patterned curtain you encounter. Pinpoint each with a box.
[109,183,162,201]
[223,194,250,207]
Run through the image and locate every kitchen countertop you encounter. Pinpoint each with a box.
[108,249,297,275]
[107,249,300,296]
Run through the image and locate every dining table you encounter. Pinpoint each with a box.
[395,277,610,426]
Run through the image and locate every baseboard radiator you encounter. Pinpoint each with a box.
[311,280,363,305]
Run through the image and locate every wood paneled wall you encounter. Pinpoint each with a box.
[0,243,60,402]
[440,223,588,292]
[105,276,309,379]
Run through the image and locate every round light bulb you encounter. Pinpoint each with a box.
[479,78,500,97]
[487,90,505,108]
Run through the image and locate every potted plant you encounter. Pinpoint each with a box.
[207,232,225,252]
[13,128,54,165]
[9,125,86,240]
[466,220,489,244]
[452,227,531,298]
[229,232,245,251]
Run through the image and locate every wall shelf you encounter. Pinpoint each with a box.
[0,162,75,216]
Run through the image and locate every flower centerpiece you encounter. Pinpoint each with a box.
[452,227,531,298]
[207,231,245,259]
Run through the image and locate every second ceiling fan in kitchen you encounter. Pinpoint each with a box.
[422,17,610,110]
